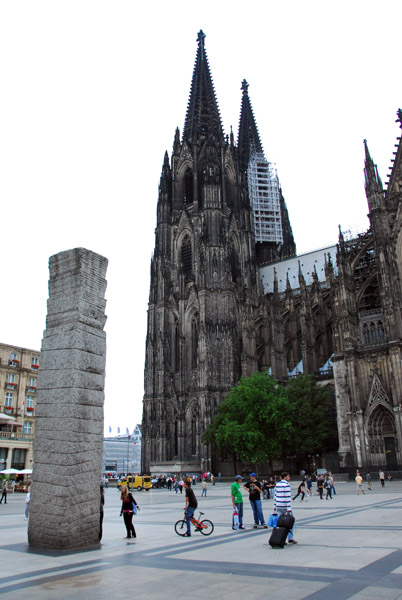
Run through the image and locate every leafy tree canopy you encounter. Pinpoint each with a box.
[201,371,293,464]
[202,372,336,467]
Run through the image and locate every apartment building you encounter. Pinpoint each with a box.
[0,343,39,471]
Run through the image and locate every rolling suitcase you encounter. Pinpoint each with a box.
[268,526,288,548]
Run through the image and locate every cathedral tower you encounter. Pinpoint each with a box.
[142,32,263,474]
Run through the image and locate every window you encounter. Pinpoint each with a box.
[28,377,36,388]
[26,396,34,408]
[191,317,198,369]
[23,422,32,434]
[31,357,39,369]
[181,235,192,278]
[9,353,19,366]
[6,374,16,388]
[183,168,193,205]
[11,448,26,470]
[5,393,13,407]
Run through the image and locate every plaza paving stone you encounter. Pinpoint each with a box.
[0,479,401,599]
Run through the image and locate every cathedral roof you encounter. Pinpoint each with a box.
[237,79,263,172]
[182,31,224,144]
[259,245,338,294]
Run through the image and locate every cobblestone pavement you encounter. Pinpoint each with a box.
[0,479,401,599]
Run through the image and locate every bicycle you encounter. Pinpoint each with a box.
[174,511,214,536]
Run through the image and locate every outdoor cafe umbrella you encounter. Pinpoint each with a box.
[0,468,20,474]
[0,413,16,421]
[18,469,32,474]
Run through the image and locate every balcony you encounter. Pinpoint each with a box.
[26,386,37,393]
[0,431,33,441]
[31,364,39,371]
[5,382,17,390]
[8,359,19,367]
[3,406,14,415]
[26,406,35,414]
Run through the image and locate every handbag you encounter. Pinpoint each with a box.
[277,512,295,530]
[268,513,278,528]
[132,502,138,515]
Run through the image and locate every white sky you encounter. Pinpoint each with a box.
[1,1,401,434]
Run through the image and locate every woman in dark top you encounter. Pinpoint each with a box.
[120,485,139,539]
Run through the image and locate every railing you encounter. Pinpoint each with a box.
[0,431,33,441]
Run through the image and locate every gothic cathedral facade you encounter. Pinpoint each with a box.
[142,31,402,475]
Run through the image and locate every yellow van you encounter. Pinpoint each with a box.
[117,475,152,491]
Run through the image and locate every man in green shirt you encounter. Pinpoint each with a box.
[231,475,245,529]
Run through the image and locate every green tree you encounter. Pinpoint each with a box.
[286,374,335,458]
[201,371,293,472]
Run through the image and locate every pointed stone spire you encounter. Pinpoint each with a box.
[364,139,383,193]
[237,79,263,173]
[159,151,171,193]
[182,30,223,144]
[273,268,278,293]
[173,127,181,155]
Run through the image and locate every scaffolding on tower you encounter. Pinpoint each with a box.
[248,151,283,244]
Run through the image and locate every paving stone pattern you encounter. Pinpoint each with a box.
[2,481,402,599]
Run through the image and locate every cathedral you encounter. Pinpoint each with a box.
[142,31,402,475]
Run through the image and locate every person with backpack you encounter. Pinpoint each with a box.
[273,472,297,544]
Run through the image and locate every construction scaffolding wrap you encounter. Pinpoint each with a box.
[248,152,283,244]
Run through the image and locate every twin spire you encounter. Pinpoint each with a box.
[182,30,262,162]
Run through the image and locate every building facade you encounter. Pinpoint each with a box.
[0,343,39,471]
[103,425,142,474]
[142,31,402,474]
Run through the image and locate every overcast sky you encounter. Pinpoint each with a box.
[1,1,401,434]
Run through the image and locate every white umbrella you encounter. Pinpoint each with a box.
[0,468,20,474]
[19,469,32,474]
[0,413,16,421]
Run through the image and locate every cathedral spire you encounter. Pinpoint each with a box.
[364,139,384,213]
[237,79,263,173]
[182,30,223,144]
[364,139,383,193]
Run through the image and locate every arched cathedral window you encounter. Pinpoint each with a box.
[172,320,179,372]
[191,317,198,369]
[181,235,193,279]
[183,168,193,206]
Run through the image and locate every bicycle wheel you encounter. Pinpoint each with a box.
[199,519,214,536]
[174,519,187,536]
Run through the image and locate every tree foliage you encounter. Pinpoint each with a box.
[202,372,336,468]
[286,374,334,456]
[201,371,293,464]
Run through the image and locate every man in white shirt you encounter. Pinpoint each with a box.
[273,472,297,544]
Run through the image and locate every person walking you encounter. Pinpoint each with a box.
[0,479,7,504]
[231,475,245,530]
[243,473,267,528]
[316,475,324,499]
[25,484,31,520]
[306,475,313,497]
[324,476,332,499]
[366,472,372,490]
[201,479,208,497]
[293,478,306,502]
[119,485,139,539]
[183,480,198,537]
[355,471,365,495]
[328,472,336,496]
[379,470,385,487]
[274,472,297,544]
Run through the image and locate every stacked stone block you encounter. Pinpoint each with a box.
[28,248,108,550]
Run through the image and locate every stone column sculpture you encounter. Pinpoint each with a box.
[28,248,108,550]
